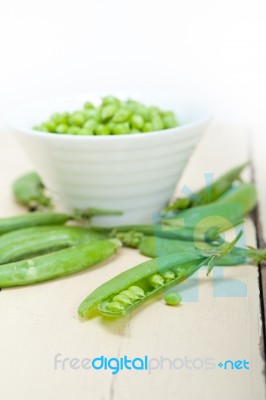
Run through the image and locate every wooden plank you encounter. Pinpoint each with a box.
[0,126,265,400]
[251,132,266,362]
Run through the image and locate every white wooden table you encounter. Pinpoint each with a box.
[0,125,265,400]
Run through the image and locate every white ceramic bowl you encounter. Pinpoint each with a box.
[7,93,212,226]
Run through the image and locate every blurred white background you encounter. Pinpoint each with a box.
[0,0,266,138]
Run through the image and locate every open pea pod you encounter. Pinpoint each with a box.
[78,233,241,319]
[97,258,206,317]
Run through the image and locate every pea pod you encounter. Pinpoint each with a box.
[0,239,120,288]
[162,183,257,237]
[139,236,266,265]
[0,226,105,264]
[0,207,124,236]
[78,235,240,318]
[0,212,71,235]
[93,183,257,244]
[164,162,249,212]
[12,171,53,211]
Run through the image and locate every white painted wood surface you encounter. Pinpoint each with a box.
[0,125,265,400]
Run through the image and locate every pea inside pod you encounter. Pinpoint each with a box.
[97,259,206,317]
[78,233,240,319]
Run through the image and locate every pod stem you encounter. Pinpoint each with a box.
[206,231,243,275]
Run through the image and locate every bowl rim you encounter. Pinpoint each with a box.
[6,94,213,142]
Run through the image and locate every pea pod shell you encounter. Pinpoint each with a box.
[139,236,251,265]
[78,252,203,318]
[97,259,203,317]
[12,171,52,210]
[165,162,249,211]
[0,226,105,264]
[164,184,257,233]
[0,212,70,235]
[0,239,120,288]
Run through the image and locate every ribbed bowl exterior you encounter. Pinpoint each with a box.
[8,95,211,226]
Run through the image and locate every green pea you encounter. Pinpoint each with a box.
[43,121,56,132]
[106,301,125,312]
[131,114,144,129]
[113,122,130,135]
[161,270,175,282]
[84,101,95,110]
[120,289,139,301]
[142,122,153,132]
[102,96,120,105]
[151,116,164,131]
[113,294,132,306]
[34,98,179,137]
[149,106,161,115]
[163,111,176,118]
[148,274,164,288]
[128,286,145,298]
[84,109,98,120]
[78,128,94,135]
[55,124,69,134]
[163,117,177,129]
[129,128,141,133]
[164,292,182,306]
[83,119,97,132]
[69,112,86,127]
[114,231,143,248]
[113,108,131,123]
[127,100,147,111]
[50,113,65,125]
[162,112,178,129]
[101,104,117,121]
[68,126,82,135]
[33,125,49,132]
[95,124,110,135]
[107,121,115,134]
[135,105,150,122]
[62,112,70,123]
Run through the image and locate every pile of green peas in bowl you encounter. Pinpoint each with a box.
[33,96,179,136]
